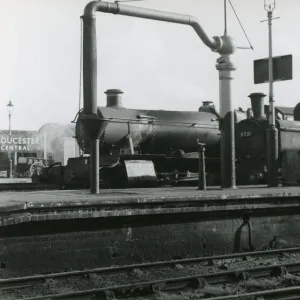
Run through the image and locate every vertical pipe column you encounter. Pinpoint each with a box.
[198,142,206,190]
[90,139,99,193]
[8,157,12,179]
[216,54,236,189]
[8,114,12,178]
[126,134,134,155]
[266,10,279,187]
[82,15,100,194]
[82,15,98,115]
[13,152,17,176]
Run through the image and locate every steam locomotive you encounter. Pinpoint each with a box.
[235,92,298,185]
[38,88,300,188]
[38,89,246,188]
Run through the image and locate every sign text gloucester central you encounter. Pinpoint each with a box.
[0,137,40,152]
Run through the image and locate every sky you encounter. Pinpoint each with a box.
[0,0,299,130]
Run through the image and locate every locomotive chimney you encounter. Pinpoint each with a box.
[105,89,124,108]
[248,93,266,120]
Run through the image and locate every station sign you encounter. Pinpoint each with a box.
[254,54,293,84]
[0,135,40,152]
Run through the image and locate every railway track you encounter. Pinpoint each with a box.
[1,246,300,290]
[9,261,300,300]
[209,287,300,299]
[2,247,300,299]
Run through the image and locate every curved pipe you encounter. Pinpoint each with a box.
[84,1,220,50]
[82,0,230,115]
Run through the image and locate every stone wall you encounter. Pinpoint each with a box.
[1,214,300,277]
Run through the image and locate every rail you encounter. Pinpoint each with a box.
[13,260,300,299]
[2,247,300,296]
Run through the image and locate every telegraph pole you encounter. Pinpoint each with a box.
[262,0,279,187]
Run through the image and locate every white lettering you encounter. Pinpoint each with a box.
[0,135,38,152]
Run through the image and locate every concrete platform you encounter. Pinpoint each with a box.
[1,184,300,204]
[0,186,300,277]
[0,185,300,219]
[0,187,300,226]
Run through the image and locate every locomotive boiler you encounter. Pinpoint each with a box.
[76,90,221,159]
[72,89,222,187]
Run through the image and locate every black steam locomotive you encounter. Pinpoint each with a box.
[235,92,298,185]
[38,88,300,188]
[38,89,246,188]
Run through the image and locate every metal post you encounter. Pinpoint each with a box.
[90,139,99,193]
[198,142,206,190]
[216,53,236,189]
[8,158,12,179]
[126,134,134,155]
[8,114,11,135]
[265,3,279,187]
[82,14,102,194]
[13,152,17,177]
[8,113,12,178]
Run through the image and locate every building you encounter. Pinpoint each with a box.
[0,123,79,178]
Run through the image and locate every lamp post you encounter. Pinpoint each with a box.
[264,0,279,187]
[6,101,14,178]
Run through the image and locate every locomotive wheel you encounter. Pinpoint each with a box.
[29,162,45,177]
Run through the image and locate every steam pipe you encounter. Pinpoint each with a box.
[82,15,97,115]
[82,0,236,193]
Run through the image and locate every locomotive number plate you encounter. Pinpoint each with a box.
[240,132,253,137]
